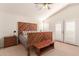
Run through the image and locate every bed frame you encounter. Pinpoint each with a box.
[27,32,54,56]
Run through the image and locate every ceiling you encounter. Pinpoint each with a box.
[0,3,69,21]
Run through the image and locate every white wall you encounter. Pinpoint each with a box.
[0,12,39,48]
[48,4,79,27]
[38,20,50,32]
[76,20,79,45]
[0,13,4,48]
[47,4,79,45]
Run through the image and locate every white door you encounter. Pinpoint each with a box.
[55,20,76,45]
[55,22,63,41]
[64,21,76,44]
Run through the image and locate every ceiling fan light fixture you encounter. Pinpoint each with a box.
[35,3,53,10]
[44,4,48,8]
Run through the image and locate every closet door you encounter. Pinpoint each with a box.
[55,22,63,41]
[64,21,76,44]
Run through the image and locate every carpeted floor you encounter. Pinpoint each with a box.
[0,41,79,56]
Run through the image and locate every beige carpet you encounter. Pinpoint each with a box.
[0,41,79,56]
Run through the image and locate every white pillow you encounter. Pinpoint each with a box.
[22,31,27,35]
[22,31,39,35]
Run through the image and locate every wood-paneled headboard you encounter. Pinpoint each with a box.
[18,22,37,35]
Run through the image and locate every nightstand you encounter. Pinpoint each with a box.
[4,36,17,48]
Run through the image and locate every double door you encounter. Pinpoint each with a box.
[55,20,76,44]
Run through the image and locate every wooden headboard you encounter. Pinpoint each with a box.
[18,22,37,35]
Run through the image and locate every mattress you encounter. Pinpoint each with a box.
[19,34,28,48]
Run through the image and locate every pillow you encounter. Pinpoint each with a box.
[27,31,37,33]
[22,31,27,35]
[22,31,38,35]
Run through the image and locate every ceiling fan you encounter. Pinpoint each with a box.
[35,3,53,10]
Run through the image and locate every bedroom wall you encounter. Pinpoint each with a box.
[0,12,39,48]
[47,4,79,45]
[48,4,79,31]
[0,13,4,48]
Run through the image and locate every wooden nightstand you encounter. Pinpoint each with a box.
[4,36,17,48]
